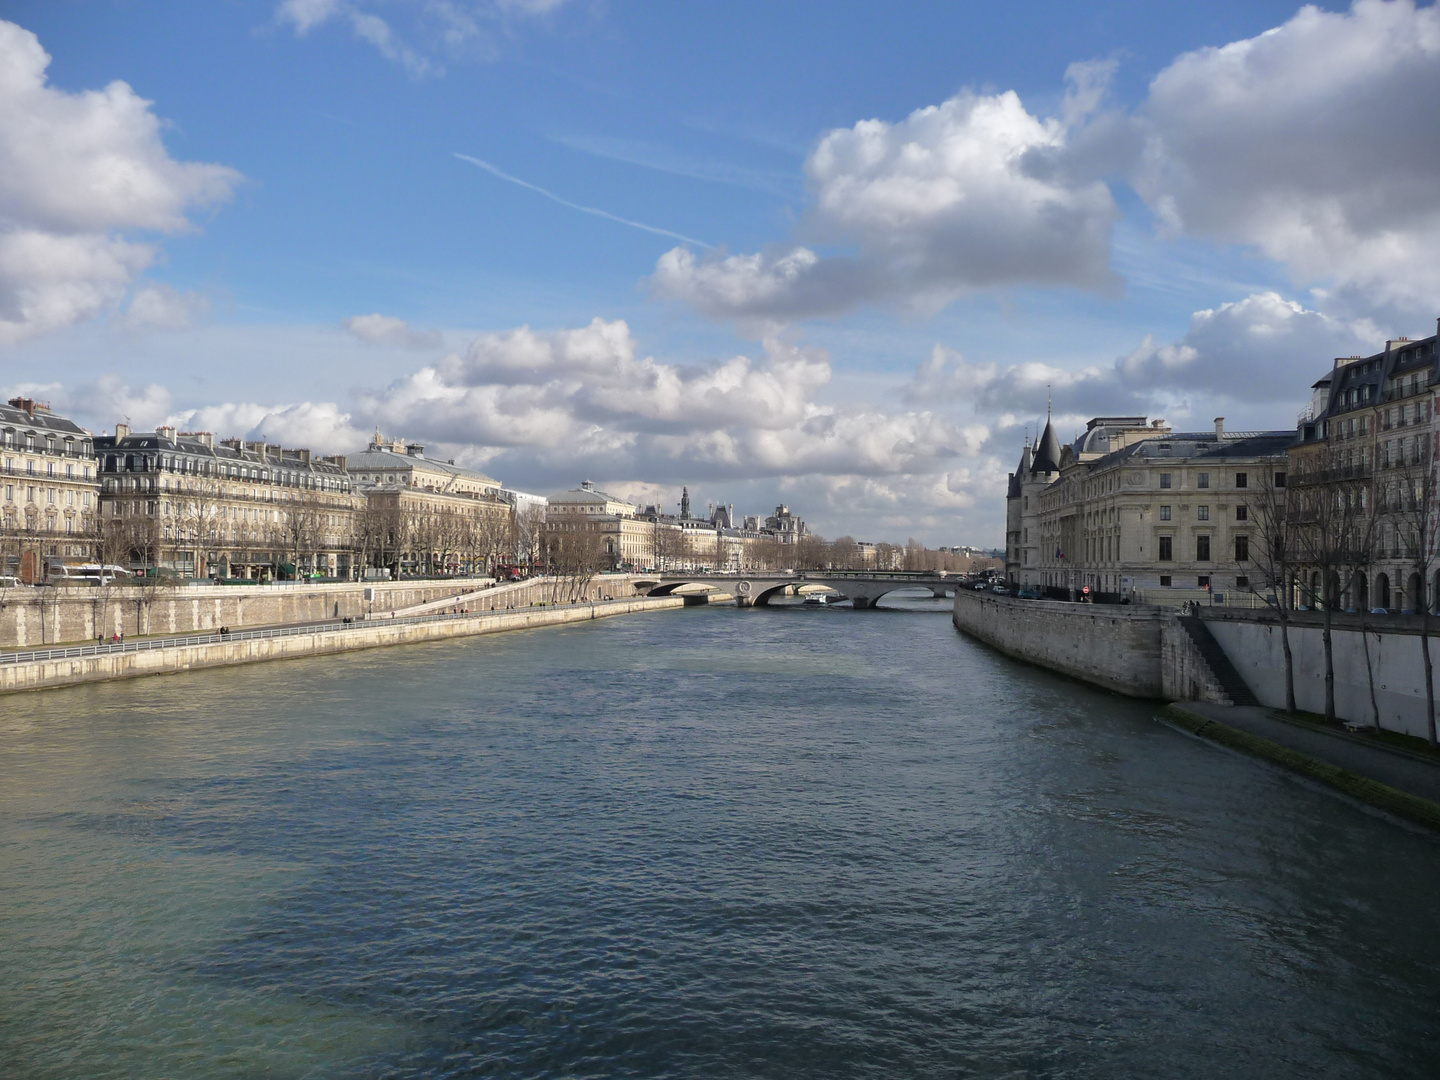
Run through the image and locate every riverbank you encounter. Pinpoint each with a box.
[1161,701,1440,832]
[0,595,691,695]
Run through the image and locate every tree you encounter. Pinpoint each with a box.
[1235,465,1299,710]
[1389,431,1440,747]
[544,514,607,602]
[1290,443,1379,722]
[651,520,685,571]
[830,535,859,570]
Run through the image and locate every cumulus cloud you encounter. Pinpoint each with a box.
[3,375,175,432]
[1135,0,1440,314]
[652,71,1121,324]
[347,317,985,495]
[343,313,442,349]
[0,20,239,346]
[166,400,367,455]
[123,284,209,332]
[905,291,1385,426]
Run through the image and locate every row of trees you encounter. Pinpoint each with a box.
[1239,440,1439,744]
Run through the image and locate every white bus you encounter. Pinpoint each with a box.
[45,563,133,586]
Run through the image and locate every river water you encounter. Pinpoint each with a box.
[3,595,1439,1078]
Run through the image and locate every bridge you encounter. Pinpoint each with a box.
[635,570,959,609]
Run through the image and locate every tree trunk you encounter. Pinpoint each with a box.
[1322,604,1336,723]
[1359,610,1381,729]
[1278,608,1297,713]
[1423,606,1437,748]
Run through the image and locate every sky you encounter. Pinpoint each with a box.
[1,0,1437,546]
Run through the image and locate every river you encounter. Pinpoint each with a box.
[2,594,1439,1078]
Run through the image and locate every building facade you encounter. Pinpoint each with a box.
[0,397,100,576]
[1009,414,1293,603]
[95,424,360,579]
[346,434,512,576]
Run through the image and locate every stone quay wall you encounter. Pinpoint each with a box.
[0,575,649,650]
[0,595,687,695]
[952,589,1167,697]
[1201,610,1440,738]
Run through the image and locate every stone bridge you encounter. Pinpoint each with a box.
[636,570,958,609]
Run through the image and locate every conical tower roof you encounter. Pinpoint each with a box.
[1031,418,1062,474]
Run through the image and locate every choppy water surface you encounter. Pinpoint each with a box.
[3,594,1440,1078]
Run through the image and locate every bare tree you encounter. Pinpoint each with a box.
[544,514,607,602]
[1291,444,1379,722]
[1389,431,1440,746]
[1236,466,1299,711]
[829,535,859,570]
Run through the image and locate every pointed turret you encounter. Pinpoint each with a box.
[1031,418,1062,475]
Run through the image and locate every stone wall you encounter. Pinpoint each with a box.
[1201,611,1440,738]
[1160,621,1236,705]
[0,579,494,649]
[952,589,1166,697]
[0,595,687,695]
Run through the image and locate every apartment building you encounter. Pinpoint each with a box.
[0,397,100,572]
[95,424,361,579]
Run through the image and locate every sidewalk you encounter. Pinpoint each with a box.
[1161,701,1440,830]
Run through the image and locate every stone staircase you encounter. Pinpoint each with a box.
[1176,615,1259,706]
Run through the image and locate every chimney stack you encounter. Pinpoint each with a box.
[157,425,176,443]
[1214,417,1225,438]
[115,422,130,439]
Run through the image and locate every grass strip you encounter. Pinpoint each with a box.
[1160,703,1440,833]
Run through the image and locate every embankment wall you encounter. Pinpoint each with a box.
[0,574,648,649]
[1202,611,1440,738]
[952,589,1166,697]
[0,595,686,695]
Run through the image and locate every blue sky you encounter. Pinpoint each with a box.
[1,0,1437,543]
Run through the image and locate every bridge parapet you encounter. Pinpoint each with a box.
[640,571,957,608]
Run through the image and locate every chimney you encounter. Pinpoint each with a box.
[115,422,131,439]
[1214,417,1224,438]
[8,397,47,417]
[323,454,347,470]
[157,425,176,443]
[181,431,215,450]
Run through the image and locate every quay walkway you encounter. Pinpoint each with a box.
[1163,701,1440,831]
[0,595,691,694]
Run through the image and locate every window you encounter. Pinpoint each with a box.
[1159,536,1173,561]
[1235,505,1248,521]
[1160,575,1172,587]
[1196,535,1211,561]
[1159,473,1172,489]
[1274,471,1286,488]
[1236,575,1249,588]
[1198,575,1211,588]
[1197,506,1210,521]
[1234,535,1249,561]
[1235,472,1248,488]
[1197,472,1209,489]
[1160,505,1171,521]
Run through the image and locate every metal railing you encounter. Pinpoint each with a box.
[0,595,642,666]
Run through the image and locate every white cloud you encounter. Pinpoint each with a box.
[2,375,174,432]
[343,313,442,349]
[276,0,341,33]
[123,284,209,332]
[652,73,1121,323]
[1135,0,1440,315]
[904,291,1384,427]
[349,317,985,505]
[166,400,366,455]
[276,0,572,74]
[0,20,238,346]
